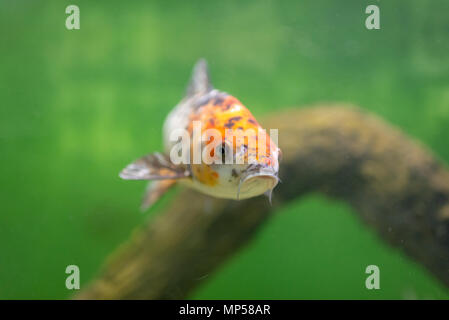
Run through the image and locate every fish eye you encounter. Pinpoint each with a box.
[215,141,232,163]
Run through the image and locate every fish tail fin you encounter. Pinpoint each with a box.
[141,179,177,212]
[186,58,213,97]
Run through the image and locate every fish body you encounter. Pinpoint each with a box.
[120,59,280,210]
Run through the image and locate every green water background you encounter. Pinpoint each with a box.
[1,0,449,299]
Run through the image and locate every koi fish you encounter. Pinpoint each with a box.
[120,59,281,210]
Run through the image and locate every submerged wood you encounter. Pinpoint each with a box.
[76,105,449,299]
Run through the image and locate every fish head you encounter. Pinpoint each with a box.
[189,95,281,200]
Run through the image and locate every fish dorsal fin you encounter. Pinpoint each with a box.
[186,58,213,97]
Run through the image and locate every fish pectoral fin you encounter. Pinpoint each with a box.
[141,179,177,211]
[119,152,190,180]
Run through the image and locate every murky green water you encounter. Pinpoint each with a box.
[1,0,448,299]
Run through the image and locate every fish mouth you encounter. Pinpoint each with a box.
[237,165,279,200]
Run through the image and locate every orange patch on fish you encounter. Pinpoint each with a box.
[192,163,219,186]
[187,94,276,165]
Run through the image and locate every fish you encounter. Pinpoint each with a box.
[120,59,281,210]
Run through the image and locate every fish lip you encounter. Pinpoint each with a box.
[241,171,279,184]
[237,165,279,200]
[241,164,278,182]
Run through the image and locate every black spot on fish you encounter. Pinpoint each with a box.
[229,116,242,122]
[222,103,232,110]
[248,118,257,125]
[231,169,239,178]
[213,97,225,106]
[224,116,242,128]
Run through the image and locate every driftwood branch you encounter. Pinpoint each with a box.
[76,105,449,299]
